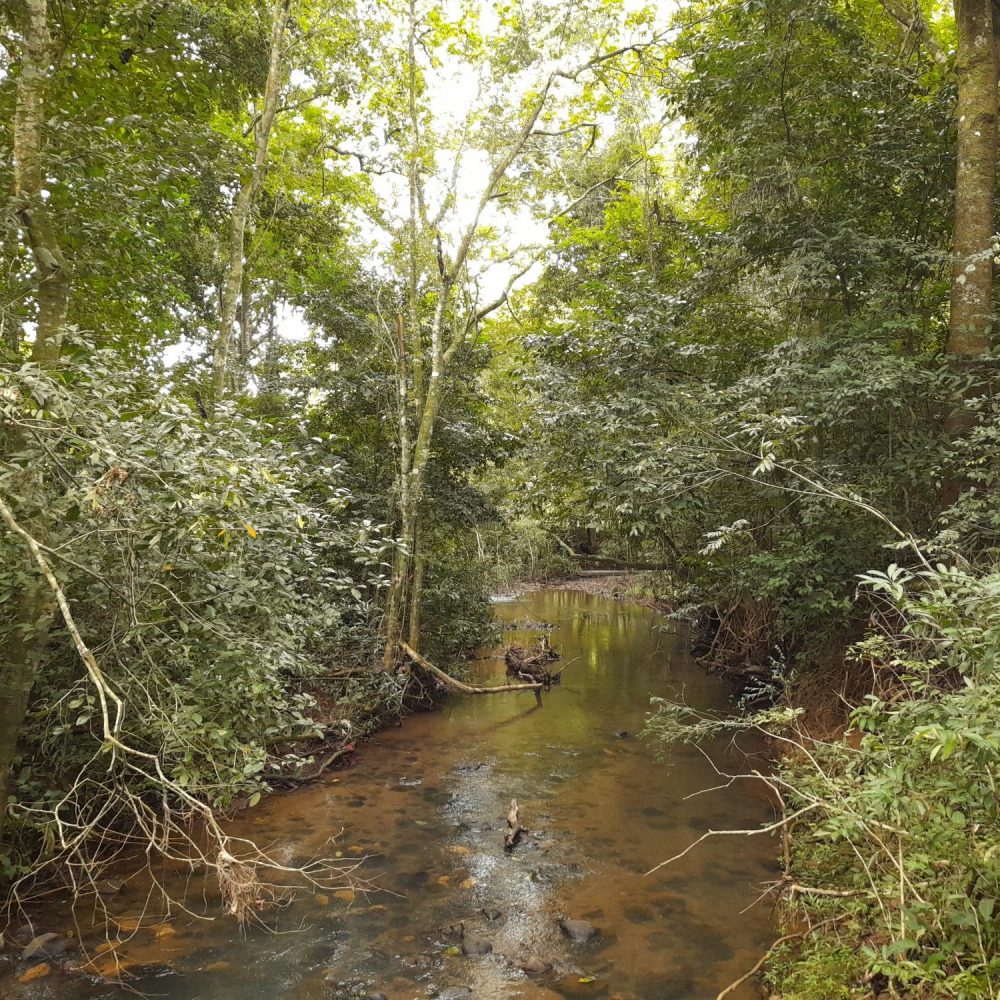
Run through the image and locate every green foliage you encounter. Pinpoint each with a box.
[0,340,386,832]
[495,0,965,671]
[500,6,1000,996]
[3,9,999,999]
[768,938,866,1000]
[474,519,579,591]
[646,563,1000,998]
[418,540,501,666]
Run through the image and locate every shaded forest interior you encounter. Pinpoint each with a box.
[2,0,1000,997]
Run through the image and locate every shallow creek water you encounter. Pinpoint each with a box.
[5,590,778,1000]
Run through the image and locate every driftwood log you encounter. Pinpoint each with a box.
[505,636,561,686]
[400,642,544,703]
[504,798,522,849]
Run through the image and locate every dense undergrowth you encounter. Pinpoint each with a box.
[0,338,499,887]
[645,558,1000,999]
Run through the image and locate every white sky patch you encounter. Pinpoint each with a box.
[161,300,308,368]
[349,1,671,305]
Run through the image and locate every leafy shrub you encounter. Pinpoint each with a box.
[479,518,579,591]
[645,562,1000,999]
[418,532,502,665]
[768,939,865,1000]
[0,341,388,863]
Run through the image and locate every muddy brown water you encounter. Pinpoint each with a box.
[4,590,778,1000]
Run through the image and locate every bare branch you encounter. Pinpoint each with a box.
[644,804,820,877]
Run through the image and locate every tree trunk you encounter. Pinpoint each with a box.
[238,262,252,364]
[383,308,448,662]
[1,0,68,851]
[0,582,52,850]
[382,313,415,670]
[943,0,999,507]
[13,0,70,363]
[949,0,998,358]
[381,510,414,669]
[209,0,289,411]
[408,539,425,650]
[381,7,427,670]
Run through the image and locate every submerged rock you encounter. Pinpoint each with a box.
[622,904,654,924]
[21,932,69,961]
[522,955,552,976]
[559,918,599,943]
[460,935,492,957]
[437,988,473,1000]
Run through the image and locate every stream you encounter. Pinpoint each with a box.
[4,589,778,1000]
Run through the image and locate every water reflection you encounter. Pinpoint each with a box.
[4,590,776,1000]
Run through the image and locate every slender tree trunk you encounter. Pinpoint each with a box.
[14,0,69,363]
[0,581,52,850]
[238,264,252,364]
[385,306,448,654]
[405,0,424,413]
[407,523,424,650]
[949,0,998,358]
[942,0,999,507]
[382,314,413,670]
[1,0,69,851]
[378,18,585,668]
[209,0,289,411]
[382,529,411,669]
[382,368,443,668]
[381,0,426,670]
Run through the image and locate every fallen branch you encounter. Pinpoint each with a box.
[400,642,544,701]
[504,798,522,849]
[280,743,356,786]
[314,745,354,777]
